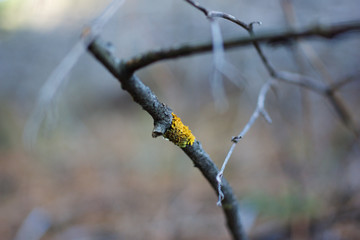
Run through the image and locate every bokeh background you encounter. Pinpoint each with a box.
[1,0,360,239]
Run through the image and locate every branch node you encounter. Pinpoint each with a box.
[152,123,166,138]
[216,172,225,206]
[231,136,242,143]
[261,109,272,124]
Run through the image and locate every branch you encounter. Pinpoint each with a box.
[123,4,360,207]
[25,1,360,239]
[329,73,360,91]
[124,20,360,72]
[184,0,359,206]
[88,37,247,240]
[276,71,360,138]
[184,0,359,140]
[184,0,276,77]
[216,81,274,205]
[276,71,328,94]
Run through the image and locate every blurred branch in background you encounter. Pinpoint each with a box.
[23,0,125,148]
[14,208,51,240]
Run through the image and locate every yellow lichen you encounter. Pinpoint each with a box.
[164,113,195,148]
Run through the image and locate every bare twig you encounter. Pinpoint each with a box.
[185,0,248,30]
[276,71,328,94]
[276,71,360,138]
[237,81,274,138]
[88,37,247,240]
[185,0,276,77]
[25,1,360,239]
[280,0,359,141]
[124,20,360,72]
[184,1,275,206]
[326,92,360,138]
[183,0,360,206]
[216,81,274,205]
[329,74,360,91]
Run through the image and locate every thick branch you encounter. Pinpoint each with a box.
[182,142,246,240]
[124,20,360,72]
[88,37,246,240]
[88,38,173,137]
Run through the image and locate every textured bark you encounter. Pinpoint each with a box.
[88,38,246,240]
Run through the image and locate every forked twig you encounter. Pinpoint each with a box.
[216,81,274,205]
[185,0,275,206]
[185,0,360,206]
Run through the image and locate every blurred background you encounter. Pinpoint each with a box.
[1,0,360,239]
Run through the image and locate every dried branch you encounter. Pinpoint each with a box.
[276,71,360,138]
[326,92,360,138]
[183,0,360,206]
[216,81,274,205]
[124,20,360,72]
[88,37,247,240]
[329,74,360,91]
[280,0,359,141]
[275,71,328,94]
[25,1,360,239]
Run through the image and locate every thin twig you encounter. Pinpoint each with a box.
[326,92,360,138]
[184,0,278,77]
[276,71,328,94]
[184,0,360,206]
[25,1,360,238]
[124,20,360,72]
[276,71,360,138]
[329,74,360,91]
[185,1,274,207]
[23,0,125,147]
[216,81,274,205]
[281,0,359,141]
